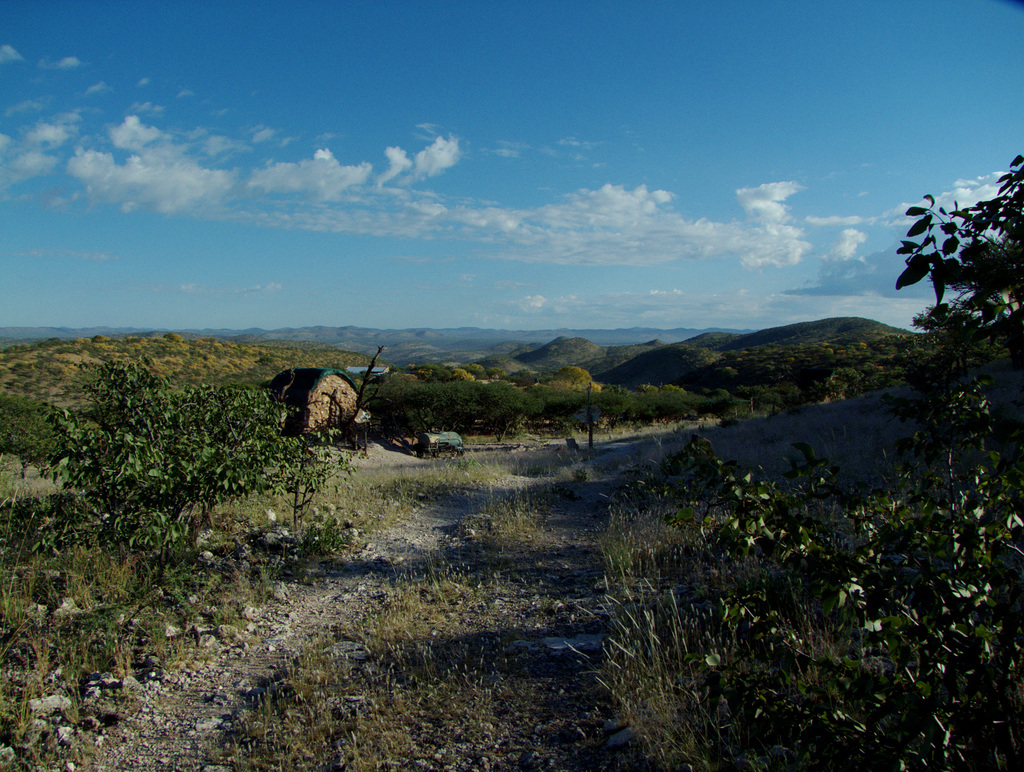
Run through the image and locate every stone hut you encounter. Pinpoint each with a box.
[269,368,359,436]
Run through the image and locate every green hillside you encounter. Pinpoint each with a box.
[597,343,720,388]
[693,317,909,352]
[502,317,913,388]
[0,335,373,407]
[515,336,606,368]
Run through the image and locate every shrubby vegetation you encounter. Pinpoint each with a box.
[604,373,1023,769]
[0,334,371,407]
[599,152,1024,770]
[0,394,54,477]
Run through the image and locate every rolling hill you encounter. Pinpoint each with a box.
[480,317,913,387]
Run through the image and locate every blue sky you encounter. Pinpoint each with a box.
[2,1,1023,333]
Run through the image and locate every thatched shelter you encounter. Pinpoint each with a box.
[269,368,359,436]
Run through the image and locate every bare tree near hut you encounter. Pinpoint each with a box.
[339,346,387,451]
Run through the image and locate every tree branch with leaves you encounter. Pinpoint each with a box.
[897,153,1024,367]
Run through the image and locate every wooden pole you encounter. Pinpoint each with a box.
[587,383,594,451]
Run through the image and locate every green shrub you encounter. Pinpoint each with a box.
[46,360,315,559]
[641,375,1024,769]
[0,394,55,476]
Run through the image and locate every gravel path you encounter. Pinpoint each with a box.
[77,441,636,772]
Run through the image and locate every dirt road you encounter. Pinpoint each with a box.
[80,440,640,772]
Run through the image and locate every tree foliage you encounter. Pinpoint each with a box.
[46,360,309,557]
[0,394,55,477]
[898,153,1024,367]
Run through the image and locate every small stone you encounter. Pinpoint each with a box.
[29,694,71,715]
[164,624,182,639]
[24,718,49,745]
[53,597,84,618]
[57,726,75,746]
[195,717,223,732]
[215,624,242,642]
[120,675,143,691]
[542,634,604,653]
[518,750,540,769]
[328,640,368,660]
[606,728,633,749]
[270,582,289,602]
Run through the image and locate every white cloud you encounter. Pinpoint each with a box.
[67,145,235,214]
[0,44,24,64]
[412,135,461,178]
[177,88,194,98]
[128,101,164,115]
[729,182,810,268]
[501,285,922,331]
[137,77,150,87]
[12,248,118,262]
[250,126,276,143]
[247,148,372,201]
[886,171,1005,225]
[179,282,282,296]
[736,181,803,224]
[85,81,111,96]
[558,136,598,150]
[378,146,413,185]
[806,214,867,226]
[261,179,813,270]
[196,132,248,158]
[11,148,58,177]
[24,113,80,147]
[40,56,82,70]
[109,115,165,150]
[464,183,810,269]
[829,228,867,260]
[489,141,528,158]
[5,99,46,116]
[0,125,65,188]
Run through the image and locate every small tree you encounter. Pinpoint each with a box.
[550,366,595,391]
[48,360,287,558]
[0,394,55,478]
[897,153,1024,367]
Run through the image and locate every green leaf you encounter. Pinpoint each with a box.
[791,441,816,461]
[896,263,929,290]
[907,215,932,238]
[705,653,721,667]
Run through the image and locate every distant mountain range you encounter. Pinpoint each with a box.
[1,317,913,389]
[483,317,911,387]
[1,318,914,397]
[0,323,749,363]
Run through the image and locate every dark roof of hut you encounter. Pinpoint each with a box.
[269,368,357,407]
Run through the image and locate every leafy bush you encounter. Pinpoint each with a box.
[637,375,1024,769]
[0,394,55,476]
[46,360,299,557]
[898,153,1024,369]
